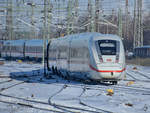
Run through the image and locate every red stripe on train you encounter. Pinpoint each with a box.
[89,64,126,73]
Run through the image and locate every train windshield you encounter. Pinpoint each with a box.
[97,40,120,55]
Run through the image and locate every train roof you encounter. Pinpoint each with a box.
[3,39,48,46]
[135,45,150,49]
[25,39,48,46]
[3,40,26,45]
[57,32,122,41]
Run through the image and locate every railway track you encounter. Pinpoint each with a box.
[7,68,150,96]
[0,75,10,78]
[0,81,25,92]
[47,82,114,113]
[112,84,150,95]
[45,75,150,103]
[47,84,99,113]
[0,86,107,113]
[48,84,68,105]
[0,72,43,93]
[126,72,150,83]
[12,70,150,94]
[0,93,77,113]
[46,79,150,113]
[133,70,150,79]
[79,100,113,113]
[1,68,150,112]
[78,86,113,113]
[52,72,150,95]
[0,79,13,84]
[0,94,63,113]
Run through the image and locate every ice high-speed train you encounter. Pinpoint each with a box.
[1,39,44,62]
[47,32,126,84]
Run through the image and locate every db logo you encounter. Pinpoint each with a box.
[107,59,112,62]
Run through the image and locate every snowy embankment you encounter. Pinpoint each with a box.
[0,61,150,113]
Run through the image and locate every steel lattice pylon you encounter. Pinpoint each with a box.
[133,0,143,48]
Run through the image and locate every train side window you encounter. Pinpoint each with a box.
[70,47,88,58]
[59,45,67,59]
[70,48,77,58]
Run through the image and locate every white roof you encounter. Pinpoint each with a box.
[57,32,122,41]
[3,40,26,46]
[26,39,48,46]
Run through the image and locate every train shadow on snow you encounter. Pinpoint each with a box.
[9,69,112,86]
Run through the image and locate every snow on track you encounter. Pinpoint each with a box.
[0,62,150,113]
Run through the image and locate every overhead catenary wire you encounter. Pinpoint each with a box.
[0,0,149,49]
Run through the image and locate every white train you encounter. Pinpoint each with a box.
[47,32,126,84]
[1,39,44,62]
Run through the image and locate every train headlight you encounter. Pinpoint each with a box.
[99,57,103,63]
[115,53,119,63]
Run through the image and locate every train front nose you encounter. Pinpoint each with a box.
[98,69,124,80]
[89,64,125,80]
[92,38,126,81]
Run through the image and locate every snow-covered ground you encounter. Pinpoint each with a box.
[0,61,150,113]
